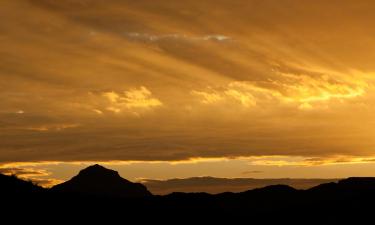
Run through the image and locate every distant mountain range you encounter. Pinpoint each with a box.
[2,164,375,223]
[142,176,339,194]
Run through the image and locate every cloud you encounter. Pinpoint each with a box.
[192,71,366,109]
[191,90,223,104]
[0,166,62,187]
[203,35,231,41]
[102,86,162,113]
[0,167,49,177]
[125,32,232,43]
[27,177,63,187]
[191,83,264,107]
[26,123,80,132]
[1,0,375,165]
[224,88,257,107]
[242,170,263,175]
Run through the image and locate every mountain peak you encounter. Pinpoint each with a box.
[83,164,107,170]
[77,164,119,178]
[51,164,152,198]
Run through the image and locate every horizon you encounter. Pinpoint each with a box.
[0,162,366,194]
[2,0,375,194]
[0,163,342,195]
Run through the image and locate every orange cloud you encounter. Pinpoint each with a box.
[1,0,375,165]
[102,86,162,113]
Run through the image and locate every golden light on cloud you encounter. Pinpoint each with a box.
[191,90,224,104]
[102,86,162,114]
[2,0,375,183]
[26,123,80,132]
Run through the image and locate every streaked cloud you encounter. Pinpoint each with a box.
[102,86,162,113]
[241,170,263,175]
[192,74,366,109]
[1,0,375,172]
[26,123,80,132]
[0,165,62,187]
[125,32,232,43]
[191,90,223,104]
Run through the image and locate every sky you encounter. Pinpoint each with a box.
[2,0,375,191]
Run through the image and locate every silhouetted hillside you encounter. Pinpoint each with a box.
[309,177,375,191]
[0,173,42,195]
[1,165,374,223]
[51,164,151,198]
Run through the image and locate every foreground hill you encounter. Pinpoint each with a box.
[1,165,375,223]
[0,173,42,195]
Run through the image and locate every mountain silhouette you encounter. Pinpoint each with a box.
[51,164,151,198]
[308,177,375,193]
[0,173,42,195]
[248,184,297,194]
[2,167,375,223]
[143,176,337,194]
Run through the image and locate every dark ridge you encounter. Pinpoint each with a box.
[338,177,375,188]
[307,182,338,192]
[250,184,297,193]
[0,173,43,195]
[308,177,375,193]
[2,167,375,223]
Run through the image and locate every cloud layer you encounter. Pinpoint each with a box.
[1,0,375,164]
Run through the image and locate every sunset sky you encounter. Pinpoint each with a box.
[2,0,375,191]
